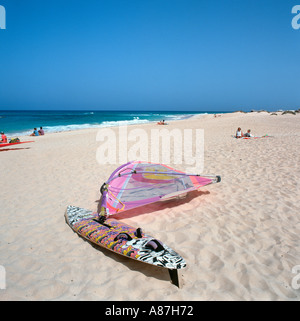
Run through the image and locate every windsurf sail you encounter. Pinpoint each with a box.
[99,161,221,217]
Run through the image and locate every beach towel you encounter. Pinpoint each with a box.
[231,135,272,139]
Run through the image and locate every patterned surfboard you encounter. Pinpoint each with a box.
[65,206,186,270]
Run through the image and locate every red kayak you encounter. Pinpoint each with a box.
[0,141,34,148]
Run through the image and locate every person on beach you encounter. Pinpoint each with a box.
[243,129,253,138]
[38,127,44,135]
[0,131,7,143]
[235,127,243,138]
[30,128,39,136]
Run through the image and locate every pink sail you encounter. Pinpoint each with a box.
[100,161,220,216]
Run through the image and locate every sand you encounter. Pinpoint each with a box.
[0,111,299,301]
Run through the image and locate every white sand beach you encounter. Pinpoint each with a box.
[0,111,300,300]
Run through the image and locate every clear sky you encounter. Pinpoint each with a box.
[0,0,299,111]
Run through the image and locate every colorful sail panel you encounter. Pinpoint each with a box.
[100,161,220,216]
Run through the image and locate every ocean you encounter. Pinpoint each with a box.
[0,110,224,137]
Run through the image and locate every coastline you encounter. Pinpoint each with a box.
[15,109,298,141]
[0,110,213,137]
[1,111,300,300]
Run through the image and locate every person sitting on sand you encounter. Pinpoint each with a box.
[235,127,243,138]
[38,127,44,135]
[30,128,39,136]
[243,129,253,138]
[0,131,7,143]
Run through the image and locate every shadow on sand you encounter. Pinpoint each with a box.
[0,147,31,152]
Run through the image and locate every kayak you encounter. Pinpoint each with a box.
[0,141,34,148]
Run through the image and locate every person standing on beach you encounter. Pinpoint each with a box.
[0,131,7,143]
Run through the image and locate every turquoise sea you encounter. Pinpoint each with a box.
[0,110,226,136]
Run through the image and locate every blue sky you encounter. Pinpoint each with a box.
[0,0,299,111]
